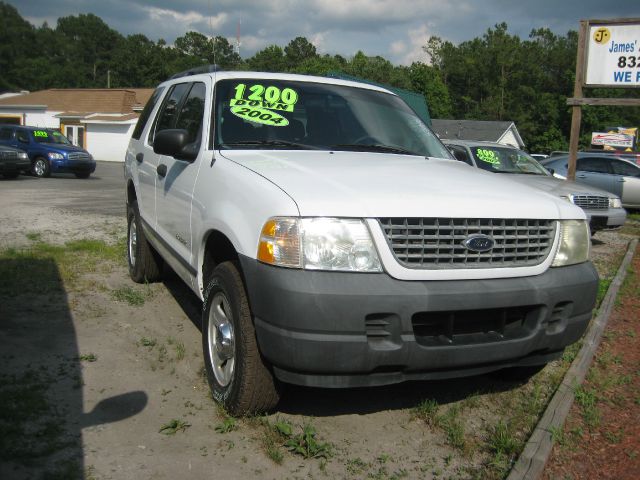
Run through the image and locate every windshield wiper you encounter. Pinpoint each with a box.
[221,140,321,150]
[332,144,420,156]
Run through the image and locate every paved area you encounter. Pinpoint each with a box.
[0,161,125,217]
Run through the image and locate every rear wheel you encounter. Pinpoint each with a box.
[32,157,50,178]
[202,261,280,415]
[126,200,162,283]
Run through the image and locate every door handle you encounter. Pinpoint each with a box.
[135,153,144,163]
[577,174,586,178]
[616,178,625,182]
[157,164,167,177]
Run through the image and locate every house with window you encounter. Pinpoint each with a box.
[431,119,525,149]
[0,88,153,161]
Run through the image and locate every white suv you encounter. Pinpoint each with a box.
[125,68,598,415]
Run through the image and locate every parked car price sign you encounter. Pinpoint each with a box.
[585,23,640,87]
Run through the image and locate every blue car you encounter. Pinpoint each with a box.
[0,125,96,178]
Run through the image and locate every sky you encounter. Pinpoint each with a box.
[8,0,640,65]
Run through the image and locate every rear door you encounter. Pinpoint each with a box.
[127,87,166,227]
[576,157,620,197]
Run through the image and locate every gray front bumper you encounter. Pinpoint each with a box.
[240,256,599,387]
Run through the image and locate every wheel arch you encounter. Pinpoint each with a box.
[200,229,241,296]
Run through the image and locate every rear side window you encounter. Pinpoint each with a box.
[131,87,165,140]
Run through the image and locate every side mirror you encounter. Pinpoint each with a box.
[546,167,555,176]
[153,129,198,162]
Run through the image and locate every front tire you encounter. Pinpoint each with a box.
[32,157,50,178]
[202,261,280,415]
[127,200,162,283]
[75,172,91,179]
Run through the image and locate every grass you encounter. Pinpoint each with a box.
[0,238,125,296]
[215,417,237,433]
[111,285,147,306]
[159,418,191,435]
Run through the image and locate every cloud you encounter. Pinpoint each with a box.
[6,0,640,65]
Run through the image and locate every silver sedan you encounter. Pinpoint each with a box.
[542,153,640,209]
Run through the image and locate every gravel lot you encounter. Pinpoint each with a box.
[0,163,636,479]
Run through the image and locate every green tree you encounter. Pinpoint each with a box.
[284,36,317,69]
[247,45,287,72]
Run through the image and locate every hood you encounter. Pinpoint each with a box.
[503,173,615,198]
[42,143,87,154]
[220,150,584,220]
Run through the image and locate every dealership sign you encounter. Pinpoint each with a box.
[591,132,635,148]
[586,23,640,86]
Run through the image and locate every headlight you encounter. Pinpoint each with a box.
[18,152,28,160]
[551,220,590,267]
[257,217,382,272]
[48,152,64,160]
[609,197,622,209]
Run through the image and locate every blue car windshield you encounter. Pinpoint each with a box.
[31,129,72,145]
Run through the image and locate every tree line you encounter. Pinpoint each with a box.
[1,2,638,153]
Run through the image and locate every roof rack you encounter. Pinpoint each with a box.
[169,64,221,80]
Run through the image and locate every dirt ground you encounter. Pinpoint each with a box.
[0,185,638,479]
[543,244,640,480]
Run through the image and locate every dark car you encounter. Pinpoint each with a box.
[0,125,96,178]
[541,153,640,210]
[0,144,30,179]
[443,140,627,232]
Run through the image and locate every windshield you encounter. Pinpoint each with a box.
[31,129,72,145]
[471,146,549,175]
[213,79,451,158]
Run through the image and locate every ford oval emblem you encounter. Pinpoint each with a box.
[462,234,494,252]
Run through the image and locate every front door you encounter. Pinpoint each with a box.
[152,80,209,287]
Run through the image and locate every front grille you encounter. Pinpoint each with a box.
[571,195,608,210]
[68,152,90,161]
[0,151,18,160]
[378,218,556,269]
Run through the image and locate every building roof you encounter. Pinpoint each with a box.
[431,119,523,147]
[0,88,154,115]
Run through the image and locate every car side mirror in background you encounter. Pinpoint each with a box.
[153,129,198,162]
[546,167,555,176]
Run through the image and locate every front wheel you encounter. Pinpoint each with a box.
[75,172,90,179]
[202,261,280,415]
[32,157,50,178]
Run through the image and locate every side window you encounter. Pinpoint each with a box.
[448,146,472,165]
[131,87,165,140]
[0,128,11,140]
[577,157,610,174]
[610,160,640,177]
[148,83,191,144]
[16,130,29,143]
[174,82,206,148]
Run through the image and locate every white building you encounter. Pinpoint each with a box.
[0,88,153,162]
